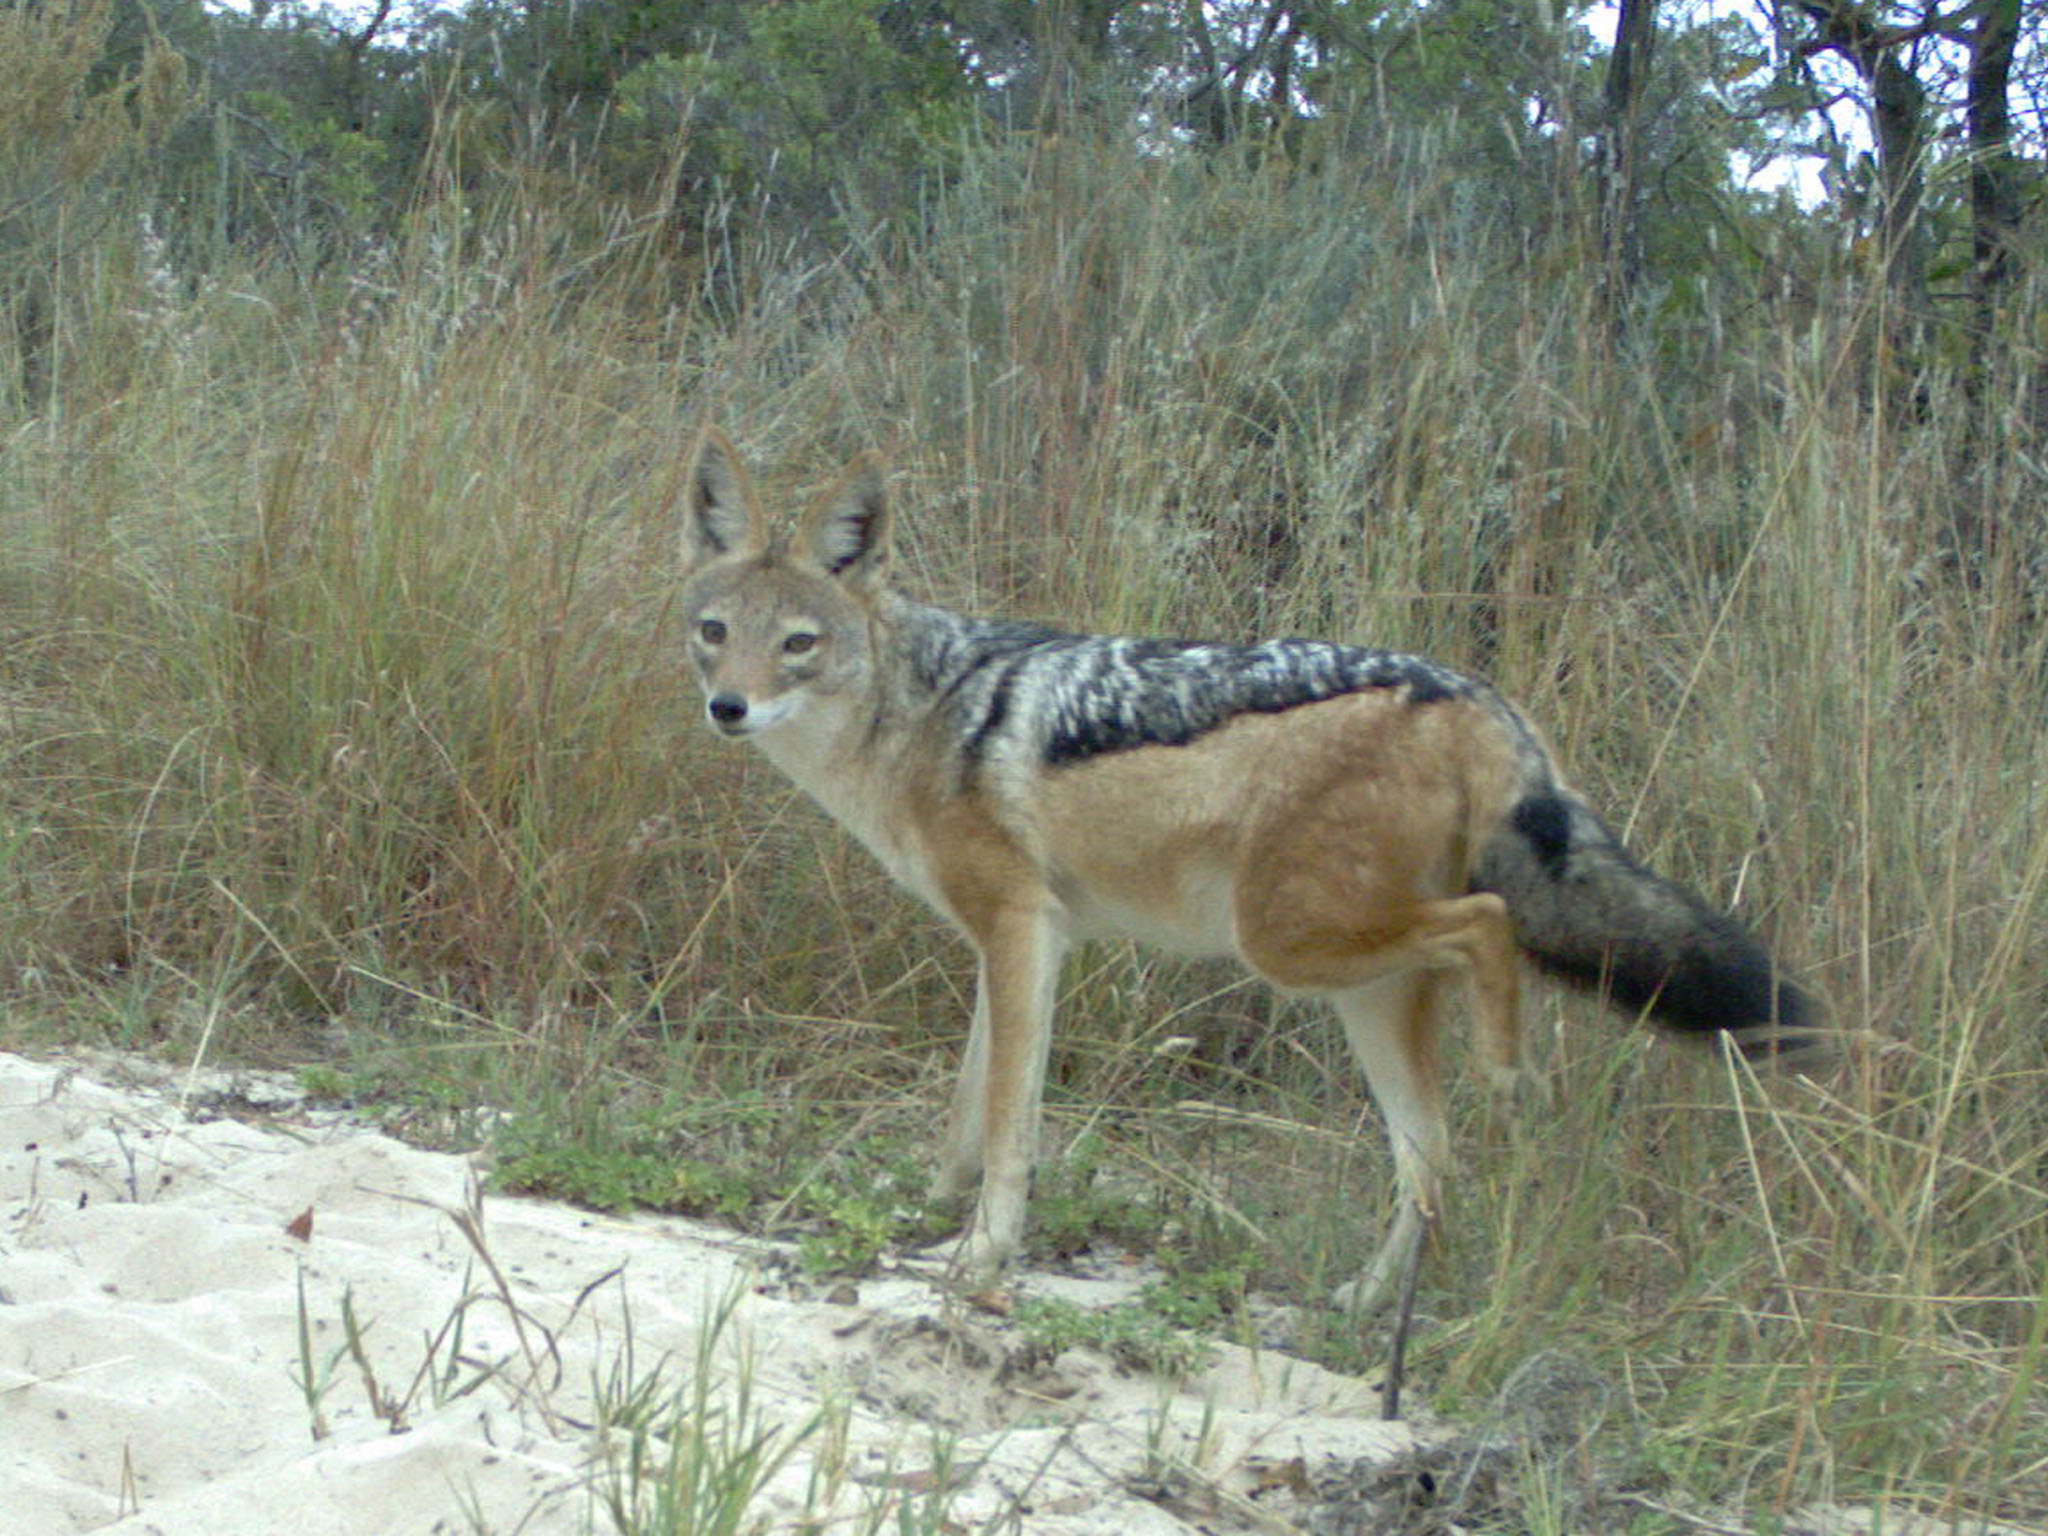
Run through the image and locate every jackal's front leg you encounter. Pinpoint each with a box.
[944,904,1064,1285]
[931,980,990,1203]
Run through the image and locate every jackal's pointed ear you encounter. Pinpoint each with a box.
[682,428,766,567]
[798,450,891,584]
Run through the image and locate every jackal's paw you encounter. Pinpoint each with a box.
[1332,1244,1408,1317]
[941,1229,1016,1290]
[1334,1202,1432,1318]
[910,1227,1012,1286]
[928,1159,980,1205]
[1330,1271,1392,1319]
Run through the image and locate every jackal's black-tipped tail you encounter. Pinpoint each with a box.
[1474,789,1817,1058]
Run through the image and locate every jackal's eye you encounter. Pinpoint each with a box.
[697,619,728,647]
[781,631,819,657]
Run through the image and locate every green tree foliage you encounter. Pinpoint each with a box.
[413,0,979,226]
[189,1,431,258]
[607,0,978,219]
[13,0,2047,501]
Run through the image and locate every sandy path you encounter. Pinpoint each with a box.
[0,1051,1417,1535]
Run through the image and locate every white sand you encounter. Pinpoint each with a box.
[0,1051,1418,1535]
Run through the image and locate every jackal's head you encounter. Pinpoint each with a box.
[675,429,891,740]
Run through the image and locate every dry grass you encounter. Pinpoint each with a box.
[1,109,2043,1528]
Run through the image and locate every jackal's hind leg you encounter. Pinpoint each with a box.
[1327,975,1450,1317]
[1470,950,1542,1113]
[1333,1193,1433,1317]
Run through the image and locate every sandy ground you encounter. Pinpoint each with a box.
[3,1050,2014,1536]
[0,1050,1426,1535]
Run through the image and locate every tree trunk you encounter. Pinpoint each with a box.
[1966,0,2022,339]
[1795,4,1932,322]
[1957,0,2025,561]
[1597,0,1658,307]
[1868,42,1930,319]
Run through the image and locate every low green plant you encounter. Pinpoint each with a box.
[287,1258,511,1444]
[294,1064,353,1101]
[489,1102,952,1273]
[593,1287,821,1536]
[493,1132,756,1219]
[1017,1133,1166,1261]
[1139,1257,1250,1335]
[288,1264,341,1442]
[1010,1292,1175,1375]
[1011,1291,1215,1379]
[792,1185,919,1276]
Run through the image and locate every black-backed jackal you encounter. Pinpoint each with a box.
[675,430,1814,1316]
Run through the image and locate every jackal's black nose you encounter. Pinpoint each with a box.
[707,694,749,730]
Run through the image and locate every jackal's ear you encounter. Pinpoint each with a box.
[682,428,766,566]
[798,451,891,584]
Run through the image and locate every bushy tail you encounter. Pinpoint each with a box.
[1473,787,1816,1057]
